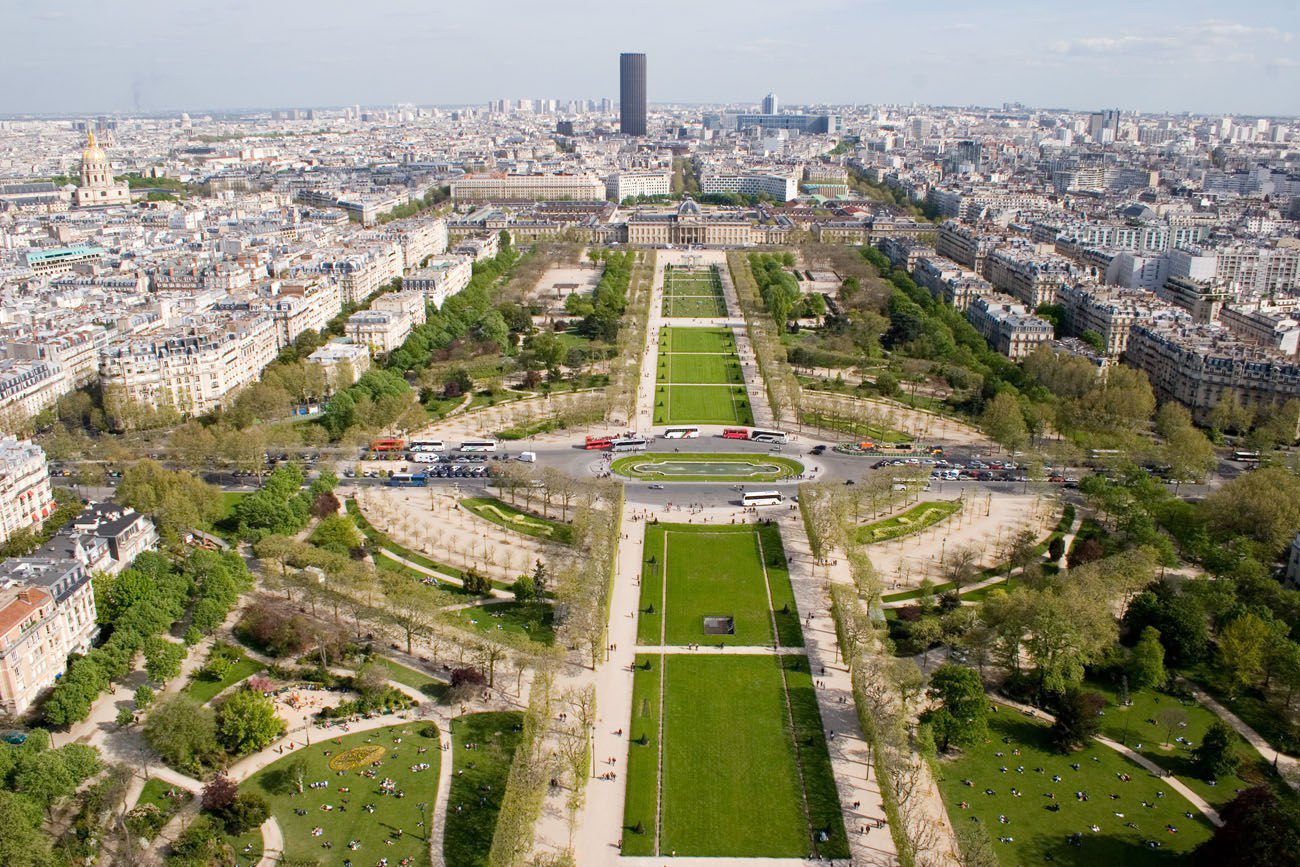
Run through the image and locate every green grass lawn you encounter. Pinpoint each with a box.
[183,649,264,705]
[213,491,247,540]
[637,523,801,647]
[934,711,1213,867]
[370,656,448,700]
[856,499,962,544]
[447,601,556,645]
[663,282,723,297]
[663,296,727,318]
[661,354,743,384]
[653,385,753,425]
[460,496,574,544]
[1182,662,1300,756]
[444,712,524,867]
[623,653,840,857]
[241,723,442,867]
[800,410,909,442]
[660,327,735,354]
[610,452,804,482]
[1085,679,1271,808]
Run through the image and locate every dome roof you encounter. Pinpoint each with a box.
[81,130,106,163]
[677,197,701,217]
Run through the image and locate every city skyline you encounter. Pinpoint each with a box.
[1,0,1298,116]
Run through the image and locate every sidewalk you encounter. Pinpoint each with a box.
[1187,685,1300,792]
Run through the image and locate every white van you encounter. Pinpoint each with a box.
[411,452,441,463]
[518,451,537,463]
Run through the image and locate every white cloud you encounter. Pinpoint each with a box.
[1053,18,1296,65]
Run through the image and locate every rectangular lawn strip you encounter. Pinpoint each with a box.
[1084,679,1273,807]
[855,499,962,544]
[448,600,556,646]
[653,385,753,425]
[636,524,775,647]
[661,327,735,355]
[934,711,1213,867]
[371,656,448,700]
[241,722,442,867]
[661,353,743,384]
[183,649,264,705]
[621,653,663,855]
[444,711,525,867]
[782,655,850,859]
[756,521,804,647]
[460,496,574,544]
[663,296,727,318]
[659,654,811,857]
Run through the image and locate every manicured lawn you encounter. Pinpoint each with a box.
[624,653,837,857]
[444,712,524,867]
[637,523,801,647]
[611,452,804,482]
[801,410,909,442]
[213,491,247,540]
[856,499,962,544]
[653,385,753,425]
[183,649,264,705]
[661,353,743,384]
[934,711,1213,867]
[370,656,449,700]
[1086,679,1269,808]
[622,655,662,855]
[448,601,556,645]
[460,496,574,544]
[660,327,735,354]
[663,295,727,318]
[241,723,442,867]
[664,281,723,297]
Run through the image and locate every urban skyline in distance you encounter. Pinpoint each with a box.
[1,0,1298,116]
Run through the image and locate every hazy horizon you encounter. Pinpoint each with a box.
[2,0,1297,117]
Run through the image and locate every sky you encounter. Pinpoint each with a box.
[1,0,1298,116]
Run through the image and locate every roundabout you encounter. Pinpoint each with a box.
[610,452,805,482]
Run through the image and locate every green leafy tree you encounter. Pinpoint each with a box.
[1129,626,1167,690]
[308,514,362,555]
[1049,687,1105,751]
[1194,720,1239,781]
[1195,785,1300,867]
[980,392,1028,453]
[920,664,988,752]
[144,695,220,773]
[143,636,186,684]
[0,790,51,867]
[1217,613,1273,696]
[216,688,286,756]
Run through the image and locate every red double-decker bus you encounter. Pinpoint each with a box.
[370,438,406,452]
[584,435,614,450]
[722,428,749,440]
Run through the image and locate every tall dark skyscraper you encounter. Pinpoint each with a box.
[619,52,647,136]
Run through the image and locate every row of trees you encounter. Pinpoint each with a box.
[728,252,801,426]
[143,687,285,776]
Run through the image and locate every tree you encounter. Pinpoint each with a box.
[1129,626,1167,690]
[1157,706,1188,748]
[511,574,536,601]
[531,560,550,596]
[217,688,286,756]
[1195,785,1300,867]
[1217,613,1271,696]
[381,574,445,655]
[1194,720,1239,781]
[0,790,51,867]
[1163,423,1216,489]
[134,684,155,710]
[1204,467,1300,552]
[1049,685,1104,749]
[920,664,988,752]
[308,514,362,556]
[979,392,1028,454]
[954,818,1000,867]
[143,636,186,684]
[201,774,239,812]
[943,544,982,592]
[144,696,220,774]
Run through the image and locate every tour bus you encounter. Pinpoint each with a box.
[584,435,615,450]
[410,451,441,464]
[387,472,428,488]
[458,440,498,453]
[748,428,788,444]
[1232,450,1261,464]
[369,438,406,452]
[742,490,783,507]
[662,426,700,439]
[409,440,446,453]
[611,436,649,453]
[722,428,750,440]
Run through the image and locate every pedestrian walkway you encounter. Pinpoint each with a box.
[1187,685,1300,791]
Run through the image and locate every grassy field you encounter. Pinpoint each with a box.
[660,327,735,354]
[800,410,910,442]
[623,653,845,858]
[611,452,804,482]
[370,656,448,700]
[637,523,801,647]
[663,295,727,318]
[934,711,1213,867]
[661,353,743,384]
[856,499,962,544]
[664,281,723,297]
[653,385,753,425]
[241,723,442,867]
[444,712,524,867]
[1085,679,1270,808]
[447,601,556,645]
[183,648,264,705]
[460,496,574,544]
